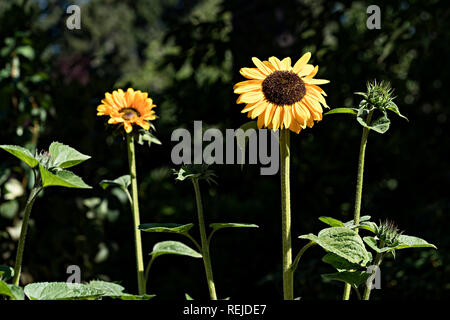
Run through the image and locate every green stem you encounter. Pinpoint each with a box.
[192,178,217,300]
[126,134,146,295]
[144,256,155,290]
[363,241,384,300]
[12,185,42,286]
[280,129,293,300]
[343,110,373,300]
[291,242,315,274]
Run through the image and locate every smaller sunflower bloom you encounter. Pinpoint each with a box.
[97,88,157,133]
[234,53,330,133]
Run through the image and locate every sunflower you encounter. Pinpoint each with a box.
[97,88,157,133]
[234,52,330,133]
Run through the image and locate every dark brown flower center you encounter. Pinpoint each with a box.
[262,71,306,106]
[120,108,140,120]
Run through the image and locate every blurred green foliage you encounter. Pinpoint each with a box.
[0,0,448,299]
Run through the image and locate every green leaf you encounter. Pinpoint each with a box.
[39,165,92,189]
[209,223,259,232]
[7,284,24,300]
[114,294,156,300]
[299,227,371,266]
[324,108,358,116]
[318,216,344,227]
[357,109,391,134]
[394,235,437,250]
[0,145,38,168]
[386,102,408,120]
[49,142,91,169]
[356,221,378,233]
[24,282,104,300]
[137,130,162,147]
[88,280,125,297]
[16,46,35,60]
[0,280,14,298]
[321,271,370,289]
[139,223,194,235]
[99,175,131,190]
[363,236,391,253]
[87,280,155,300]
[0,265,14,281]
[150,241,202,259]
[185,293,194,300]
[322,253,362,272]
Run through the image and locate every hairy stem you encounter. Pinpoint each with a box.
[280,129,293,300]
[343,111,373,300]
[291,242,316,274]
[192,178,217,300]
[12,185,42,286]
[126,134,146,295]
[363,241,385,300]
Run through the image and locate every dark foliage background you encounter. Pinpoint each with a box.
[0,0,448,300]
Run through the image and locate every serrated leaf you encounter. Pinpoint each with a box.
[321,271,370,289]
[0,265,14,281]
[322,253,362,272]
[49,142,91,169]
[318,216,344,227]
[0,145,38,168]
[209,223,259,231]
[139,223,194,235]
[39,165,91,189]
[150,241,202,259]
[394,235,437,250]
[386,102,408,120]
[24,282,103,300]
[299,227,371,266]
[324,108,358,116]
[357,109,391,134]
[99,175,131,190]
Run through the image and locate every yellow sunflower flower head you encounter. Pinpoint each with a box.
[97,88,157,133]
[234,52,330,133]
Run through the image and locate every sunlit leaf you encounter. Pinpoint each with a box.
[99,175,131,190]
[139,223,194,234]
[321,271,370,289]
[0,145,38,168]
[149,241,202,259]
[49,142,91,169]
[39,165,92,189]
[24,282,103,300]
[209,223,259,231]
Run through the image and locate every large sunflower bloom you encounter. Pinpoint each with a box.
[234,52,329,133]
[97,88,157,133]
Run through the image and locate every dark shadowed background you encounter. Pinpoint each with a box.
[0,0,448,300]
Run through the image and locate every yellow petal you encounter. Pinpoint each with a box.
[233,82,262,94]
[283,106,292,129]
[257,112,265,129]
[264,103,275,127]
[237,91,264,104]
[124,122,133,133]
[268,56,283,70]
[303,78,330,85]
[292,52,311,74]
[281,57,292,70]
[252,57,272,75]
[272,107,282,130]
[251,100,269,118]
[298,64,315,77]
[240,67,266,80]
